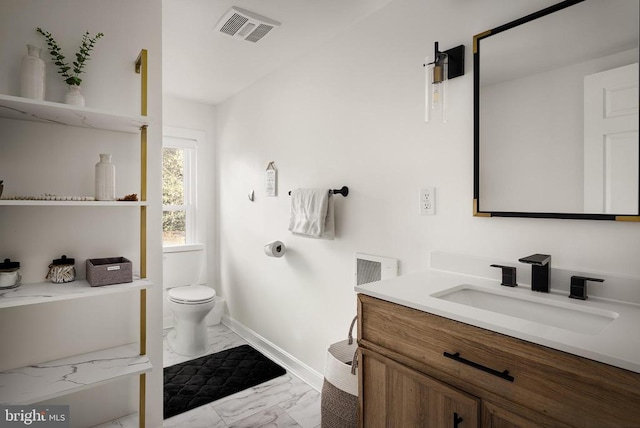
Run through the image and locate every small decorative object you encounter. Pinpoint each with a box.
[86,257,132,287]
[0,259,21,290]
[20,44,46,100]
[265,161,277,196]
[46,255,76,283]
[0,180,4,198]
[95,154,116,201]
[117,193,138,201]
[1,194,94,201]
[65,85,84,107]
[36,27,104,106]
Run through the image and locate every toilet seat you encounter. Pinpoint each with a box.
[168,285,216,305]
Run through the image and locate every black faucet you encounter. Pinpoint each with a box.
[569,276,604,300]
[518,254,551,292]
[490,264,517,287]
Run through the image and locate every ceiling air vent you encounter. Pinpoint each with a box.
[215,7,281,43]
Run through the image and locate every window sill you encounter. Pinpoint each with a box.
[162,243,205,253]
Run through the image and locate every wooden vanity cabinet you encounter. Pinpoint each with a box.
[361,348,479,428]
[357,294,640,428]
[480,401,550,428]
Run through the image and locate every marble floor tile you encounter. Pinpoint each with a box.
[163,403,226,428]
[92,413,138,428]
[163,323,248,368]
[213,373,318,426]
[131,323,321,427]
[205,324,250,355]
[106,324,321,427]
[278,385,321,428]
[227,405,301,428]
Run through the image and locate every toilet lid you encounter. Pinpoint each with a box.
[168,285,216,304]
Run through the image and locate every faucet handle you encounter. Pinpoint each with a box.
[569,276,604,300]
[490,264,518,287]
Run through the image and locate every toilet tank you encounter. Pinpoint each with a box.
[163,244,205,289]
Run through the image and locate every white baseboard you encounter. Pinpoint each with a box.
[222,314,324,392]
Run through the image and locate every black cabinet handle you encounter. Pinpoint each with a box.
[444,351,515,382]
[453,412,464,428]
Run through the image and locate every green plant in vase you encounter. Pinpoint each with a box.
[36,27,104,106]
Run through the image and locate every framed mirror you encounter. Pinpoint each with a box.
[473,0,639,221]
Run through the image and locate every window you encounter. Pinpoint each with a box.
[162,130,198,246]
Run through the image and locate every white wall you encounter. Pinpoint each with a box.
[0,1,163,426]
[162,95,217,328]
[215,0,640,379]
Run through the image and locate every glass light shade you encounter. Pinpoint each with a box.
[425,55,448,123]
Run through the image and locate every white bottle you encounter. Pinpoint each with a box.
[20,44,46,100]
[95,154,116,201]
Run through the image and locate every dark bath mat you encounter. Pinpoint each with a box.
[164,344,286,419]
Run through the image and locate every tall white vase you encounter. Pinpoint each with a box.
[20,44,46,100]
[65,85,85,107]
[95,154,116,201]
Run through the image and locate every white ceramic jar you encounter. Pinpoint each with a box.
[95,154,116,201]
[65,85,85,107]
[20,44,46,100]
[0,259,21,289]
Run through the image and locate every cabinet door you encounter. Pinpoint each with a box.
[360,349,479,428]
[481,401,565,428]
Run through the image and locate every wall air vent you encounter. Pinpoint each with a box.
[215,7,281,43]
[355,253,399,286]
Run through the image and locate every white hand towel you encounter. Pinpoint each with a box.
[288,188,334,239]
[320,194,335,240]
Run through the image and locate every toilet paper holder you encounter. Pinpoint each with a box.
[264,241,286,258]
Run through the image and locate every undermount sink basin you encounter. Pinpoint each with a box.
[431,285,618,335]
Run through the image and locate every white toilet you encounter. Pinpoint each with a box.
[163,245,217,356]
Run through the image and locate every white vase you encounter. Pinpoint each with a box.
[20,44,45,100]
[65,85,85,107]
[95,154,116,201]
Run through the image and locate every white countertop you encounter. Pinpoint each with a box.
[355,269,640,374]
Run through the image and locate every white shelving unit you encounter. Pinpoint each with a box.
[0,342,151,406]
[0,93,149,133]
[0,200,148,206]
[0,50,150,427]
[0,278,151,309]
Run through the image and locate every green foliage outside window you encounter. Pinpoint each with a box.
[163,148,186,244]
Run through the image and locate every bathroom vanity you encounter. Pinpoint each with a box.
[355,269,640,428]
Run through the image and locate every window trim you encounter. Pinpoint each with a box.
[162,127,204,248]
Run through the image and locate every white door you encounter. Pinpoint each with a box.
[584,63,639,214]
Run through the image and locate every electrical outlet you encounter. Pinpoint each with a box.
[419,187,435,215]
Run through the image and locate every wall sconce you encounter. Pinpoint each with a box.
[424,41,465,123]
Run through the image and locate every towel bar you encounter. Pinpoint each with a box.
[288,186,349,197]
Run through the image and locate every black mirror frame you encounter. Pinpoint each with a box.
[472,0,640,222]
